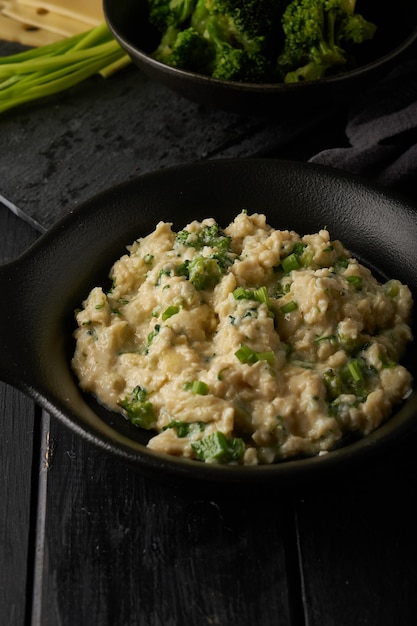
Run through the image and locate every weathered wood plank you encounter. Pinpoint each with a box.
[36,424,298,626]
[0,205,40,626]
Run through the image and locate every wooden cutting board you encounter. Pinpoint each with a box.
[0,0,103,45]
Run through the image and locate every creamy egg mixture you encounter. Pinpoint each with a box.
[72,212,414,465]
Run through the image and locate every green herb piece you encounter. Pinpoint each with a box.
[346,275,363,287]
[144,254,154,265]
[217,367,228,380]
[322,368,343,400]
[155,268,172,286]
[337,333,362,355]
[120,386,155,429]
[323,357,376,405]
[163,419,206,438]
[162,305,180,320]
[293,242,307,256]
[314,334,337,344]
[333,257,349,270]
[147,324,161,346]
[191,431,245,463]
[175,222,231,252]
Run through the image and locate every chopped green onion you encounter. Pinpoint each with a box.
[346,275,363,286]
[184,380,209,395]
[280,301,298,314]
[253,286,270,305]
[256,351,275,365]
[233,286,249,300]
[233,285,270,304]
[384,280,400,298]
[281,253,300,273]
[235,344,275,366]
[235,344,259,365]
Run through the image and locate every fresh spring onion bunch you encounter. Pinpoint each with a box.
[0,22,131,114]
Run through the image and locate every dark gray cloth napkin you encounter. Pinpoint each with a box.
[309,57,417,202]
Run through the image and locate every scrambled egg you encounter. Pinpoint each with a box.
[72,212,414,465]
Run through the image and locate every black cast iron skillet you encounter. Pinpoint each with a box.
[1,159,416,488]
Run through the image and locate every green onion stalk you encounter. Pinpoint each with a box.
[0,22,131,114]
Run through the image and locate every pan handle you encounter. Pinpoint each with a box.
[0,199,45,392]
[0,259,32,391]
[0,261,17,383]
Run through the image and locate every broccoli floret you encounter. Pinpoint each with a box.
[176,256,223,290]
[191,0,279,81]
[120,386,156,429]
[203,15,272,82]
[176,221,231,250]
[191,431,245,463]
[202,0,283,56]
[341,13,377,45]
[277,0,377,83]
[188,256,223,289]
[176,221,234,282]
[148,0,198,32]
[153,25,213,72]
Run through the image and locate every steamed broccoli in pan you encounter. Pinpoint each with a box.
[148,0,377,83]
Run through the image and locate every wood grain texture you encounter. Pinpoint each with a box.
[0,205,40,626]
[36,422,299,626]
[295,444,417,626]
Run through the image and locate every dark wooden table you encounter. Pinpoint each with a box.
[1,43,417,626]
